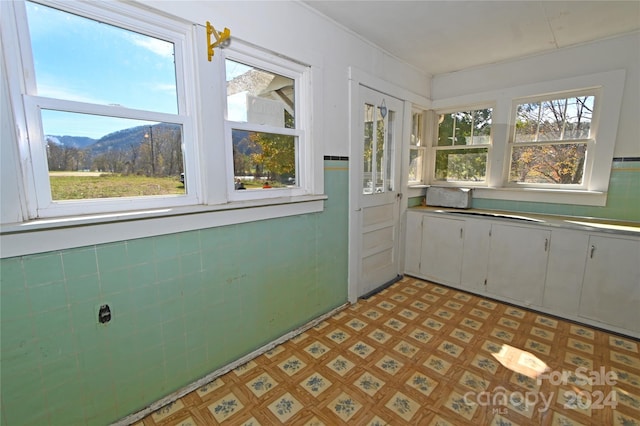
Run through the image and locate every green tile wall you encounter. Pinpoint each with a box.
[472,161,640,222]
[0,159,349,425]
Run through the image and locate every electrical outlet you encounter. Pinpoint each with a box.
[97,303,112,324]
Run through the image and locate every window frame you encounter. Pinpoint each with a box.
[222,47,311,201]
[505,89,600,190]
[427,70,625,206]
[407,109,427,186]
[429,104,494,187]
[10,0,201,218]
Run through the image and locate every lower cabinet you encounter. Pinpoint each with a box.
[579,234,640,332]
[486,224,550,307]
[404,211,423,276]
[460,218,491,290]
[543,229,589,316]
[419,215,464,286]
[405,211,640,336]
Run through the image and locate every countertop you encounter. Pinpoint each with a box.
[409,206,640,237]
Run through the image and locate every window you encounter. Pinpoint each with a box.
[5,0,320,223]
[433,108,492,183]
[509,93,595,187]
[12,0,198,218]
[408,111,426,185]
[224,49,309,199]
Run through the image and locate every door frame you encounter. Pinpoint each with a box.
[347,67,430,303]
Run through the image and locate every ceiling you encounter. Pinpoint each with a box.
[302,1,640,76]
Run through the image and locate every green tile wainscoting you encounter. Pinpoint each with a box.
[0,159,349,425]
[410,159,640,222]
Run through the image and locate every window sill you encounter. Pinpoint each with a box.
[473,187,607,206]
[0,195,327,258]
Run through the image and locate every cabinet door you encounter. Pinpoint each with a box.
[404,212,423,276]
[579,235,640,332]
[460,218,491,290]
[420,216,464,286]
[487,224,550,306]
[543,230,589,315]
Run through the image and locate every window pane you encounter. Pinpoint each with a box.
[363,104,374,193]
[509,143,587,184]
[26,2,178,113]
[435,148,487,182]
[515,96,594,142]
[411,112,423,146]
[437,109,492,146]
[232,129,296,189]
[226,60,295,128]
[376,107,386,192]
[42,110,185,200]
[408,148,424,182]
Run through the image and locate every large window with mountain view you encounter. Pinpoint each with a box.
[509,92,596,187]
[433,107,492,183]
[13,0,197,217]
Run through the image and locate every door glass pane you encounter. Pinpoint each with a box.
[42,110,185,200]
[26,2,178,113]
[375,106,385,193]
[363,103,374,194]
[385,110,395,192]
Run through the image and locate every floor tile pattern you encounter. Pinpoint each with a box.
[137,277,640,425]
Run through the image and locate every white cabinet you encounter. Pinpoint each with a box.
[543,230,589,316]
[404,211,423,276]
[579,235,640,332]
[460,218,491,290]
[486,224,551,306]
[403,210,639,337]
[419,216,464,286]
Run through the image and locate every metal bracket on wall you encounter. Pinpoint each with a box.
[206,21,231,61]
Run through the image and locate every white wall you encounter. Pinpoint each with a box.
[431,32,640,157]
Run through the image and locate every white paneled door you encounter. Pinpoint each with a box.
[350,85,404,300]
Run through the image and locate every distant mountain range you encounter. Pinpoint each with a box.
[45,123,182,156]
[46,124,256,156]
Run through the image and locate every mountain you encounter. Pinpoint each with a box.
[45,135,96,149]
[46,123,181,155]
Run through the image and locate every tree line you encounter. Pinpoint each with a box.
[47,125,184,179]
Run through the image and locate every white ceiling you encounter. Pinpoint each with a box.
[302,1,640,76]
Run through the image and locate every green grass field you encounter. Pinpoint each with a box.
[49,173,185,200]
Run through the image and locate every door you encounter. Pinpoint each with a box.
[420,215,465,286]
[350,85,404,299]
[579,235,640,332]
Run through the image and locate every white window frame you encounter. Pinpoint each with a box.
[429,70,626,206]
[222,46,311,201]
[506,89,599,191]
[407,109,427,186]
[7,0,201,219]
[429,103,494,187]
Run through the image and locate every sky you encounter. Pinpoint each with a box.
[26,1,178,139]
